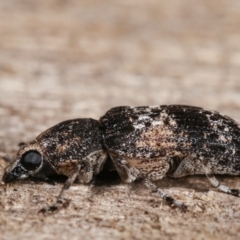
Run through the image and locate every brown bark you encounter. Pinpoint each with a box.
[1,1,240,239]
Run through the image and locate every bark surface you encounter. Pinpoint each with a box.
[1,1,240,239]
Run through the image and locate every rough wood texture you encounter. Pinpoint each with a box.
[1,0,240,239]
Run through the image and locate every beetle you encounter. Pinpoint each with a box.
[2,105,240,213]
[2,118,107,213]
[100,105,240,209]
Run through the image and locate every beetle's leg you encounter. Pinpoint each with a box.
[206,173,240,197]
[143,178,187,210]
[39,164,81,214]
[110,155,187,210]
[169,157,195,178]
[77,161,94,184]
[109,155,141,183]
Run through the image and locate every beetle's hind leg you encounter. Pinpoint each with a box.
[168,156,195,178]
[206,173,240,197]
[171,158,240,197]
[110,154,187,210]
[142,178,187,210]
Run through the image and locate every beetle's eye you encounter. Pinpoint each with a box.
[20,151,42,171]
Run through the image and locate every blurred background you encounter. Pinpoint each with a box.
[1,1,240,239]
[1,0,240,153]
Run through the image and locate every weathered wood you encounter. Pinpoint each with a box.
[1,0,240,239]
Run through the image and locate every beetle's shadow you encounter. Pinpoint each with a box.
[13,175,68,186]
[92,174,240,195]
[12,171,121,187]
[14,172,240,196]
[94,170,122,186]
[154,175,209,192]
[91,172,209,194]
[140,175,240,193]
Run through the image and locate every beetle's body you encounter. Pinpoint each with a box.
[2,105,240,212]
[100,105,240,181]
[99,105,240,208]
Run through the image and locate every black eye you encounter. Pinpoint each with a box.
[20,151,42,171]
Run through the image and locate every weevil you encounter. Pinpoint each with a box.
[2,105,240,213]
[2,118,107,213]
[100,105,240,209]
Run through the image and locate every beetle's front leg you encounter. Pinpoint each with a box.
[39,164,81,214]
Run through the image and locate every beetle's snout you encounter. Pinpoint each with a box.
[2,168,20,184]
[2,173,10,184]
[2,172,14,184]
[1,163,29,184]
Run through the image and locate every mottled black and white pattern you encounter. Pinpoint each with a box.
[100,105,240,209]
[100,105,240,176]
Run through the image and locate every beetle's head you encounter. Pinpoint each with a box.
[2,141,56,184]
